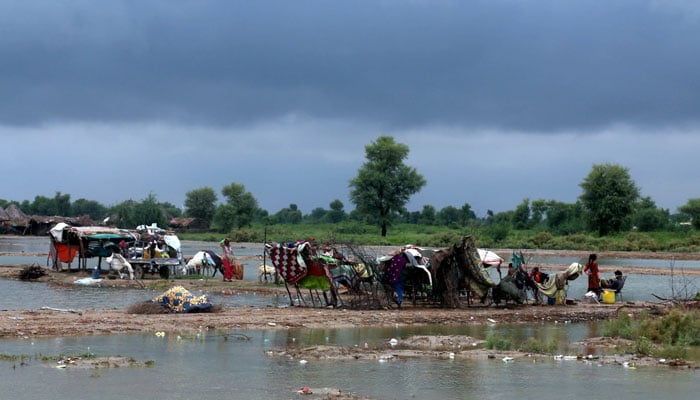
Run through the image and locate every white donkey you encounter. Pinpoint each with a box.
[106,252,135,280]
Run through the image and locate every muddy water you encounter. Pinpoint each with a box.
[0,327,698,400]
[1,237,699,399]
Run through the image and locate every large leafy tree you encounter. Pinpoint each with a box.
[679,198,700,230]
[579,163,640,236]
[349,136,426,236]
[215,183,259,230]
[184,187,218,223]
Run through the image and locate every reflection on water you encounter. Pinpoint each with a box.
[0,329,697,400]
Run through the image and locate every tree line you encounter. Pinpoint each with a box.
[2,136,699,236]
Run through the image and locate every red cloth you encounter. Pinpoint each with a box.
[222,258,234,280]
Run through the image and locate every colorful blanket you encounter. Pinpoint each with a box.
[152,286,212,313]
[266,242,309,284]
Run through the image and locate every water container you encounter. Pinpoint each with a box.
[92,267,100,279]
[602,289,615,304]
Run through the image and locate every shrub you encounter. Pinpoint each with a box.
[638,309,700,346]
[533,231,553,247]
[601,312,638,340]
[484,335,513,351]
[520,337,558,354]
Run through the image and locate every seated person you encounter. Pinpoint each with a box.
[601,270,624,290]
[529,266,549,284]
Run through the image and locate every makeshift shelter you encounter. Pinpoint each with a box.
[266,240,339,307]
[48,222,136,270]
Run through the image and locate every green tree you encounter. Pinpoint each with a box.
[71,198,107,220]
[459,203,477,227]
[53,192,71,216]
[109,200,137,227]
[132,193,166,228]
[184,187,218,223]
[420,205,436,225]
[632,196,669,232]
[579,163,640,236]
[325,199,346,223]
[512,198,530,230]
[219,183,259,229]
[30,195,54,215]
[349,136,426,236]
[530,199,547,227]
[306,207,328,223]
[679,198,700,230]
[436,205,460,227]
[273,204,303,224]
[545,200,585,235]
[213,204,237,232]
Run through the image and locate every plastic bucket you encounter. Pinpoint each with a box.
[602,289,615,304]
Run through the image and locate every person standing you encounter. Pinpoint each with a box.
[220,238,235,282]
[583,253,600,296]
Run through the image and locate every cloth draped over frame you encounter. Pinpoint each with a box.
[535,262,583,298]
[266,242,309,284]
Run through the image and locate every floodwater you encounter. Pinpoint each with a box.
[0,327,698,400]
[1,236,699,399]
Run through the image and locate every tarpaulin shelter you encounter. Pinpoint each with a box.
[49,222,136,270]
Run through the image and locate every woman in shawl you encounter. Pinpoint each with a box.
[583,253,600,296]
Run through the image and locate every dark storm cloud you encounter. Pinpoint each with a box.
[2,1,699,131]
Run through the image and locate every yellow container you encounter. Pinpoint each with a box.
[601,289,615,304]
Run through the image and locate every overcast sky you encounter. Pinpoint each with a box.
[2,1,699,218]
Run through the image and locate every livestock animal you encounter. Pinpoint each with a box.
[186,250,223,276]
[258,264,282,283]
[105,252,134,279]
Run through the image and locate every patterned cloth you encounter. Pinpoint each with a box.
[266,243,309,284]
[152,286,212,313]
[384,254,408,285]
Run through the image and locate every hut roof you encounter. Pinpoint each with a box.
[5,204,26,220]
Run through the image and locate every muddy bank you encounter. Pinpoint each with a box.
[0,296,670,339]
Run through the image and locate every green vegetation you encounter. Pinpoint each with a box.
[2,136,700,245]
[349,135,426,237]
[484,335,513,351]
[579,163,640,236]
[519,337,559,355]
[179,224,700,253]
[602,309,700,359]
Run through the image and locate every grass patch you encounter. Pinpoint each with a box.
[602,308,700,358]
[519,337,558,354]
[484,335,513,351]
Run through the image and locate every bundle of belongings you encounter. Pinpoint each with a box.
[535,262,583,305]
[152,286,212,313]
